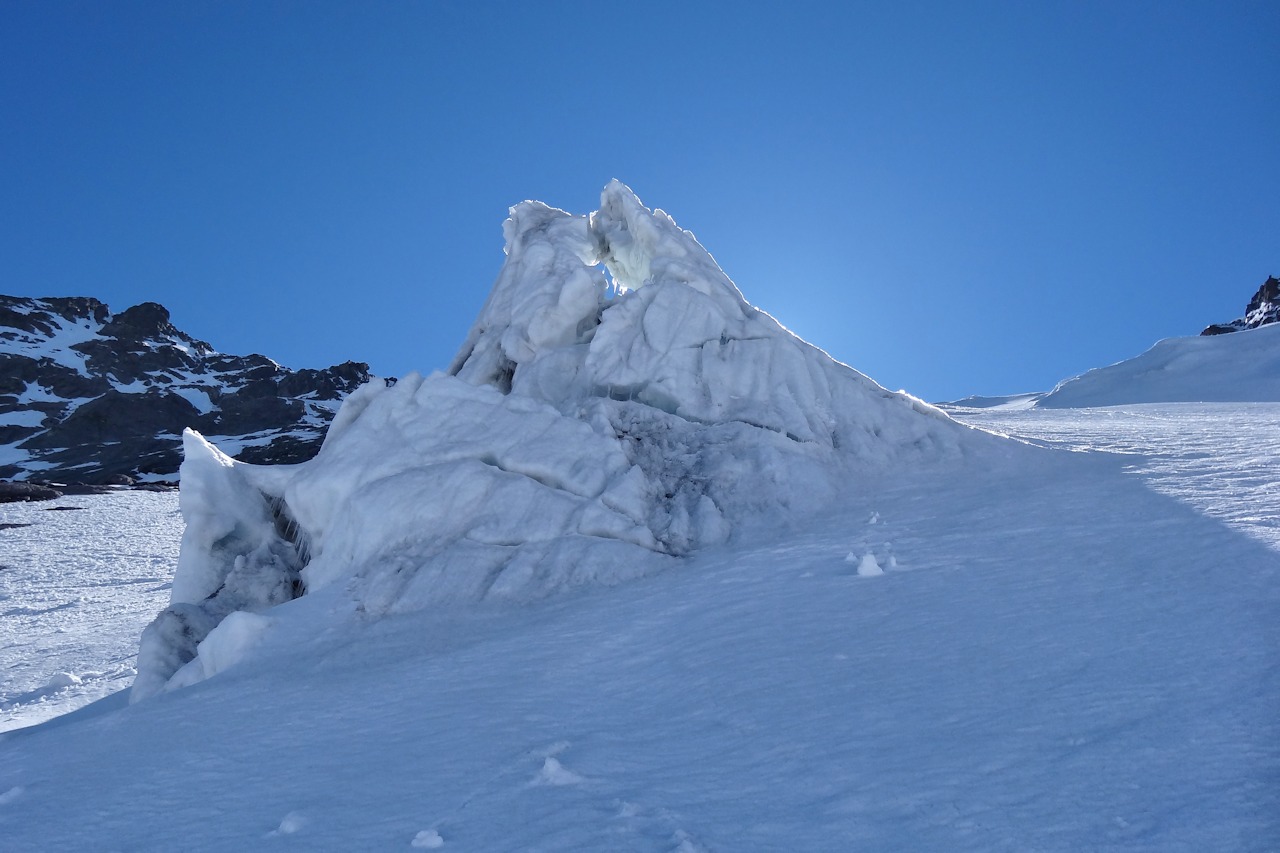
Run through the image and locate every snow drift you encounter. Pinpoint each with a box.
[134,181,1001,701]
[1036,322,1280,408]
[949,322,1280,410]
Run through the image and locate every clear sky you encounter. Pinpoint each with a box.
[3,1,1277,402]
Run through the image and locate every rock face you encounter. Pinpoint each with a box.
[0,295,378,483]
[1202,276,1280,335]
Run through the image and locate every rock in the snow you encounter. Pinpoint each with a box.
[0,481,63,503]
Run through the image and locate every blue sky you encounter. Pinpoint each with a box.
[2,1,1277,401]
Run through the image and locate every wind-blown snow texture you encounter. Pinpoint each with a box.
[0,492,180,732]
[133,182,1004,701]
[1,403,1277,850]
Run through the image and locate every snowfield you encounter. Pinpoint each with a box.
[1,406,1276,851]
[947,403,1280,551]
[0,491,180,732]
[0,183,1275,850]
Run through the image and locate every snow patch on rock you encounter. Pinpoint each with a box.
[530,756,585,787]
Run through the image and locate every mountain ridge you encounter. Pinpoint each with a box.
[0,294,377,487]
[1202,275,1279,335]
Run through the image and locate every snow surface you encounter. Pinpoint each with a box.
[1039,323,1280,407]
[949,403,1280,551]
[1,304,102,376]
[0,491,180,732]
[949,322,1280,409]
[0,404,1276,850]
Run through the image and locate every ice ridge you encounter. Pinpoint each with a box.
[133,181,998,701]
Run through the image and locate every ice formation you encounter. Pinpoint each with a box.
[134,181,997,701]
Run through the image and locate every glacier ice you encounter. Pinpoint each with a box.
[133,181,1003,701]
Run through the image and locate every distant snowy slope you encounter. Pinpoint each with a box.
[943,392,1045,410]
[132,181,1010,701]
[947,320,1280,409]
[1037,322,1280,408]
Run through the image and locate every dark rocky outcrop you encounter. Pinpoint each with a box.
[1202,276,1280,335]
[23,390,202,451]
[99,301,182,341]
[0,482,64,503]
[1,294,383,484]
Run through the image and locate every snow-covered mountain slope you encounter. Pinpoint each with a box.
[130,182,1012,702]
[948,320,1280,409]
[1,404,1276,850]
[1036,321,1280,408]
[0,296,375,484]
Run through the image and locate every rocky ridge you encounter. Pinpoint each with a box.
[1202,275,1280,335]
[0,295,377,489]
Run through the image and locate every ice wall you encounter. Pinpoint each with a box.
[133,181,997,701]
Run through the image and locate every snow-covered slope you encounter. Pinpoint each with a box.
[133,181,1008,701]
[1036,322,1280,408]
[949,321,1280,409]
[1,403,1276,850]
[0,296,375,483]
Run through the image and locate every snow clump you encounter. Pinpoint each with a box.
[411,829,445,849]
[531,755,586,787]
[857,552,884,577]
